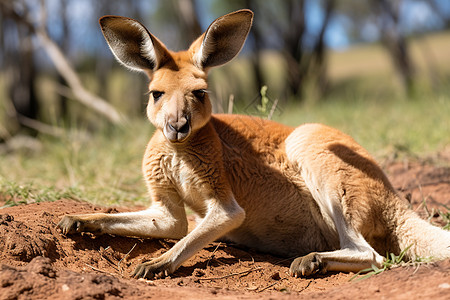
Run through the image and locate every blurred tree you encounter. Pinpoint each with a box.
[173,0,202,43]
[281,0,306,98]
[244,0,264,93]
[249,0,336,100]
[0,0,39,136]
[372,0,416,96]
[1,0,449,140]
[208,0,335,101]
[430,0,450,29]
[310,0,335,97]
[336,0,416,96]
[0,0,123,133]
[54,0,70,121]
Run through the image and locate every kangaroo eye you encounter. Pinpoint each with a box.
[151,91,164,102]
[193,90,206,101]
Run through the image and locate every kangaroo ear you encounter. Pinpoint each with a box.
[99,16,171,76]
[190,9,253,69]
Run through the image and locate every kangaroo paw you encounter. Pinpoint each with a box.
[57,215,87,235]
[57,215,102,235]
[289,252,325,277]
[132,257,174,279]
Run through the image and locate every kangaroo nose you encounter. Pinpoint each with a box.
[164,116,191,143]
[168,119,189,134]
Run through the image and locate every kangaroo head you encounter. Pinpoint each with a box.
[99,10,253,143]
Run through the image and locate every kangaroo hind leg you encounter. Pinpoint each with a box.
[285,124,385,277]
[289,195,385,277]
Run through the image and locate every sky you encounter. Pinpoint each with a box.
[313,0,450,49]
[38,0,450,59]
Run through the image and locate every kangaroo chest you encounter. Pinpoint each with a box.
[156,147,222,215]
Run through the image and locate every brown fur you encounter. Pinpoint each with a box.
[58,10,450,279]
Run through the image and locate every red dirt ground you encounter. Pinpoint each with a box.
[1,156,449,299]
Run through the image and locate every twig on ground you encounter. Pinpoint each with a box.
[257,278,287,293]
[98,246,119,271]
[298,280,312,293]
[85,264,117,277]
[273,256,297,265]
[240,253,255,267]
[206,242,222,268]
[118,243,137,274]
[250,255,255,265]
[197,267,263,281]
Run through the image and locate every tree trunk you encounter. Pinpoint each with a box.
[245,0,265,94]
[0,0,124,125]
[283,0,306,98]
[3,8,39,135]
[375,0,415,96]
[174,0,202,46]
[310,0,335,97]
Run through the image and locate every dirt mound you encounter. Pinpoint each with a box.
[0,159,449,299]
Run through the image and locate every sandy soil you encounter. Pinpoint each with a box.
[1,157,449,299]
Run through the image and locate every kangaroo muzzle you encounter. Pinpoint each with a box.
[164,116,191,143]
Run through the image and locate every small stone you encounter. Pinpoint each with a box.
[193,269,205,277]
[438,283,450,289]
[271,272,281,280]
[61,284,70,292]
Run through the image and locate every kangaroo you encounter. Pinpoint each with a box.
[58,9,450,279]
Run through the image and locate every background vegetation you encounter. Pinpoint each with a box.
[1,0,449,206]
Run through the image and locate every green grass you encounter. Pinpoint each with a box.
[0,120,152,207]
[422,199,450,230]
[350,244,438,282]
[439,210,450,230]
[0,180,83,208]
[349,246,425,281]
[270,88,450,159]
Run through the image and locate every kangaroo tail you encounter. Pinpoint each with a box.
[395,209,450,261]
